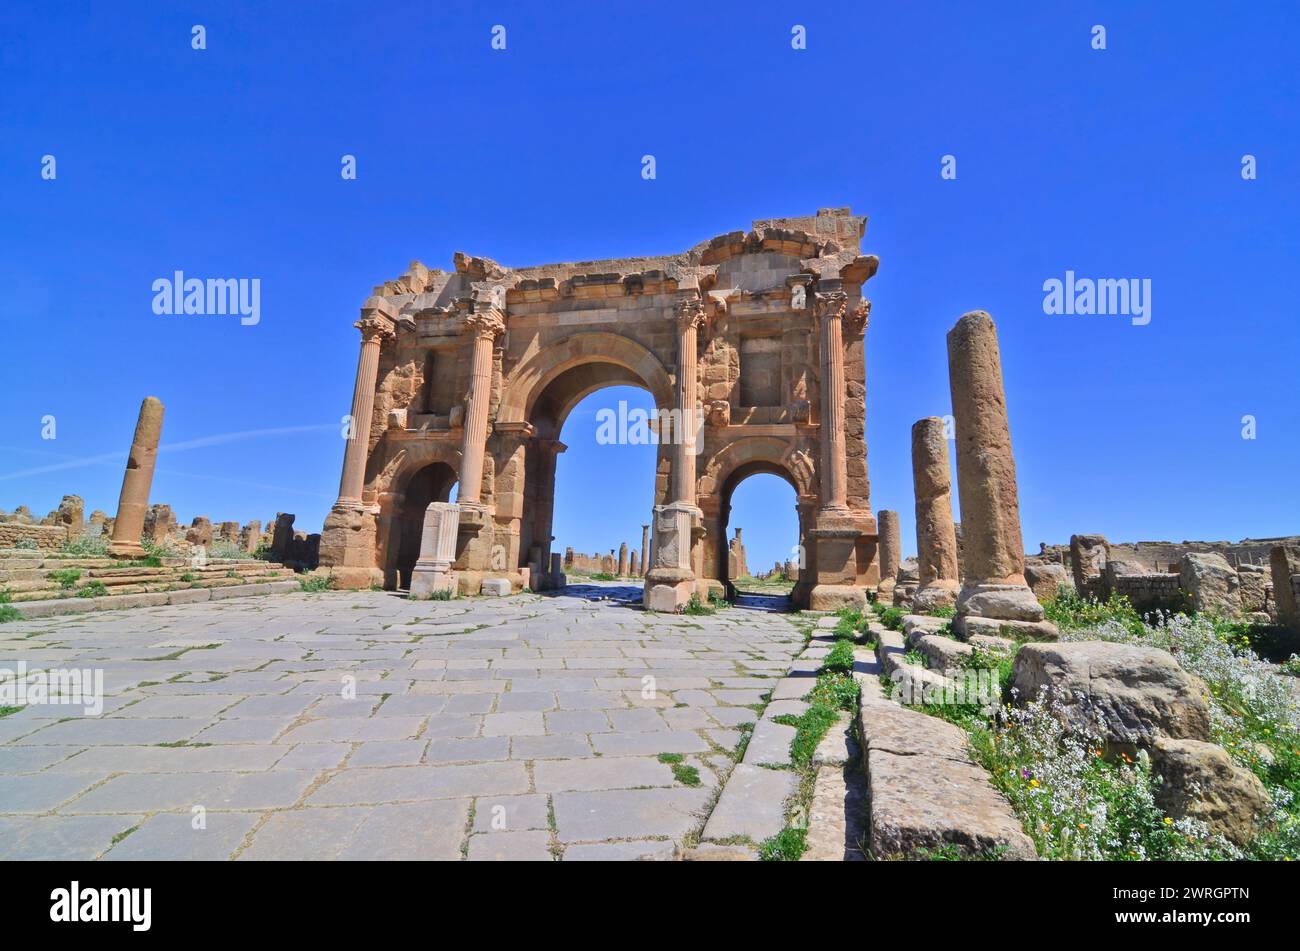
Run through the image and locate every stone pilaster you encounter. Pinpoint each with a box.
[317,301,396,588]
[108,396,164,558]
[409,502,460,599]
[876,510,900,600]
[911,416,961,611]
[947,311,1056,639]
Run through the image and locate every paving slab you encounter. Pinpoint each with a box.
[0,585,804,859]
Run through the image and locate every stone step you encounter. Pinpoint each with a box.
[12,579,302,618]
[857,697,1036,860]
[10,568,292,602]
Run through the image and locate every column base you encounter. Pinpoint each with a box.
[107,540,145,559]
[953,581,1058,640]
[810,584,868,612]
[318,501,379,576]
[913,579,959,613]
[410,565,457,599]
[644,567,695,612]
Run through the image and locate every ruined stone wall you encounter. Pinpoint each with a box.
[1036,537,1299,574]
[0,523,66,551]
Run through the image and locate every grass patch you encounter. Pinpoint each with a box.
[0,588,20,624]
[48,568,81,590]
[299,575,333,593]
[75,580,108,598]
[784,670,860,767]
[758,827,807,861]
[671,763,701,786]
[0,705,22,719]
[682,594,715,616]
[823,639,855,674]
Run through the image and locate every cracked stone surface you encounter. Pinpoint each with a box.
[0,582,802,860]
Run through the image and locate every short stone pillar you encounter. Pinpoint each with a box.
[108,396,164,558]
[946,312,1056,640]
[409,502,460,599]
[548,552,567,589]
[56,495,84,543]
[240,520,262,553]
[911,417,960,611]
[618,543,629,577]
[875,510,900,600]
[271,513,295,560]
[1069,534,1110,599]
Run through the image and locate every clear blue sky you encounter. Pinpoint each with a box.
[2,2,1297,572]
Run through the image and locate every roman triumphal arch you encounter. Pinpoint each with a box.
[316,207,881,610]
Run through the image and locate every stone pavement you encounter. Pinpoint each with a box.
[0,582,803,860]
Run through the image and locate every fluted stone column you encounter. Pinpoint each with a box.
[911,416,960,611]
[317,302,397,587]
[641,524,650,577]
[807,290,868,610]
[108,396,164,558]
[458,309,505,507]
[338,316,392,503]
[645,297,706,611]
[947,311,1056,639]
[875,510,900,600]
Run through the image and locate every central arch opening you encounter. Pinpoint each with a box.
[538,380,661,584]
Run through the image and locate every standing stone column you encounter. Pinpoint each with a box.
[875,510,900,600]
[947,311,1055,639]
[640,523,651,577]
[816,292,849,513]
[911,417,960,611]
[108,397,164,558]
[807,290,869,610]
[457,308,505,507]
[318,301,397,588]
[338,316,394,503]
[618,543,629,577]
[645,297,706,611]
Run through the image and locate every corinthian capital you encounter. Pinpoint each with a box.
[844,298,871,338]
[813,290,848,324]
[672,296,707,334]
[356,314,396,344]
[463,308,506,340]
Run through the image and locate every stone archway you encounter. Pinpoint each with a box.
[316,207,880,607]
[494,336,677,587]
